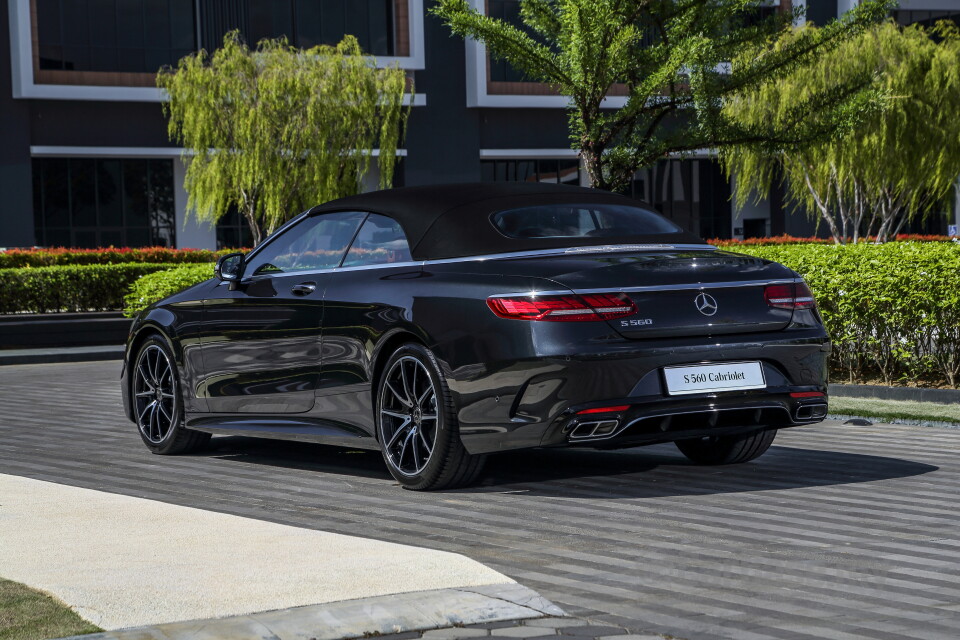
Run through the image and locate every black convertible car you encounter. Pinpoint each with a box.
[122,183,830,490]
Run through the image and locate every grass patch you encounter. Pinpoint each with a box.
[830,396,960,425]
[0,579,100,640]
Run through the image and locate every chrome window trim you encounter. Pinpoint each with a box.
[424,243,717,266]
[568,279,800,296]
[241,210,369,278]
[238,243,720,281]
[488,279,799,299]
[341,213,415,269]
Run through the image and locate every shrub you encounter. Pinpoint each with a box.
[0,247,244,269]
[0,263,192,314]
[709,234,954,246]
[124,263,215,317]
[726,242,960,387]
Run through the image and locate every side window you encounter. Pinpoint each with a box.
[245,212,366,276]
[342,214,413,267]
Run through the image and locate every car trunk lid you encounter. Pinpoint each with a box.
[551,250,796,338]
[448,248,798,339]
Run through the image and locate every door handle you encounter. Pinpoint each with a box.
[291,282,317,296]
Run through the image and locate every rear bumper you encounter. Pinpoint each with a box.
[446,328,830,455]
[544,391,827,449]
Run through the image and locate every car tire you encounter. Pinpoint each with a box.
[376,343,485,490]
[132,336,210,455]
[675,428,777,465]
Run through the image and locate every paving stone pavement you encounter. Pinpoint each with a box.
[353,618,663,640]
[2,361,960,640]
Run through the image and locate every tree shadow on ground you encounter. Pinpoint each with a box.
[203,436,938,499]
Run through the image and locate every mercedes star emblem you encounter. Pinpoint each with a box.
[695,292,718,316]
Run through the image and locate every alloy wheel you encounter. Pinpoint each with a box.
[379,356,438,476]
[134,344,177,444]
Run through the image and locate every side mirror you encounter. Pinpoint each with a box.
[214,252,244,290]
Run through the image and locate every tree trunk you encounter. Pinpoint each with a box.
[802,168,843,243]
[239,190,263,247]
[581,143,609,190]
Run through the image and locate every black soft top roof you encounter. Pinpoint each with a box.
[308,182,703,261]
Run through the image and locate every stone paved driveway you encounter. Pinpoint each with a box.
[1,361,958,640]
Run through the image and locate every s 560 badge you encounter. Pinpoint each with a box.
[621,319,654,327]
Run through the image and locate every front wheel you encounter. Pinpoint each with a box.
[132,336,210,455]
[675,429,777,465]
[376,344,484,490]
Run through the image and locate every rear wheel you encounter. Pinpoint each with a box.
[376,344,484,490]
[132,336,210,455]
[675,429,777,465]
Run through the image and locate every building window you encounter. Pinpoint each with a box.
[215,208,254,250]
[736,4,779,28]
[893,10,960,29]
[481,158,581,185]
[240,0,395,56]
[487,0,530,82]
[36,0,197,73]
[32,158,176,248]
[624,159,732,239]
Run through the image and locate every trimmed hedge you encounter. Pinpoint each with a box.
[710,234,954,246]
[0,263,199,314]
[1,235,949,268]
[729,241,960,387]
[0,247,241,269]
[124,263,214,317]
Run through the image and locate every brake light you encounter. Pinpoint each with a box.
[764,283,816,310]
[576,405,630,414]
[790,391,825,398]
[487,292,637,322]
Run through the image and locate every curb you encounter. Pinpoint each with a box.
[57,583,565,640]
[0,312,130,350]
[0,345,124,366]
[828,413,960,430]
[830,383,960,406]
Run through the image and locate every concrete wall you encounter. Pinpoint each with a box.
[173,159,217,250]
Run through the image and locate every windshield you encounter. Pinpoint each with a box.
[491,203,682,239]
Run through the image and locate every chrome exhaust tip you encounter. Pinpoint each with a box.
[569,419,620,440]
[795,403,828,420]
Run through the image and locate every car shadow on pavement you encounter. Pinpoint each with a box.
[201,437,937,499]
[204,436,394,480]
[463,443,939,498]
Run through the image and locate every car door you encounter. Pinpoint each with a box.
[315,213,419,433]
[197,211,366,414]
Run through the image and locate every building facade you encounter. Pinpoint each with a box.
[1,0,958,250]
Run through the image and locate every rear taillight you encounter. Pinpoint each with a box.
[487,292,637,322]
[576,405,630,414]
[764,282,816,310]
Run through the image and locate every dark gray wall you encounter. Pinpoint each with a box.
[29,102,172,147]
[478,109,570,149]
[0,7,36,248]
[403,13,481,185]
[806,0,839,26]
[784,204,829,238]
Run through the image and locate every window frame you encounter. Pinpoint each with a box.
[242,211,368,279]
[241,209,423,279]
[341,213,414,268]
[31,156,177,248]
[488,203,683,241]
[32,0,197,86]
[244,0,399,59]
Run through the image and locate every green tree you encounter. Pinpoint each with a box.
[723,21,960,243]
[158,33,409,246]
[432,0,891,192]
